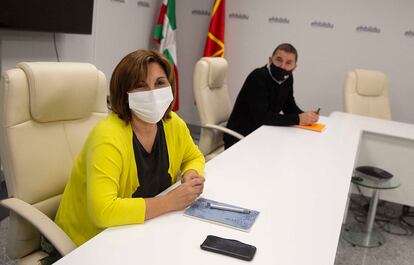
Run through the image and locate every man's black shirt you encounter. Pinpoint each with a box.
[224,65,303,148]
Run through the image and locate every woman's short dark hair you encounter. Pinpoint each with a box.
[272,43,298,62]
[109,49,176,123]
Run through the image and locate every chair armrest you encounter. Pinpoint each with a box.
[1,198,76,256]
[203,124,244,140]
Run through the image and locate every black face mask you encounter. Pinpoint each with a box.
[268,63,291,84]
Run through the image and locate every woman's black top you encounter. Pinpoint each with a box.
[132,121,171,198]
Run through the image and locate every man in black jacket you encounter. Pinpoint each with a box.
[224,43,319,149]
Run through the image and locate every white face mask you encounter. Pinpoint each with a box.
[128,86,173,124]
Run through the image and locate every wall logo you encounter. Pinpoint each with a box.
[311,21,334,29]
[137,1,150,8]
[404,30,414,37]
[229,13,249,20]
[191,9,210,16]
[268,17,290,24]
[356,25,381,33]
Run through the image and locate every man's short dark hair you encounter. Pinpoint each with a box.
[272,43,298,62]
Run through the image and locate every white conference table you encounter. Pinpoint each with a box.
[54,112,414,265]
[330,111,414,206]
[55,114,353,265]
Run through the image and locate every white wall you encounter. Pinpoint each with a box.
[223,0,414,125]
[93,0,160,79]
[0,0,159,88]
[175,0,212,125]
[1,0,413,126]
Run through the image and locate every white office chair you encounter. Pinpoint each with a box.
[343,69,391,120]
[193,57,243,161]
[342,69,396,236]
[0,62,107,264]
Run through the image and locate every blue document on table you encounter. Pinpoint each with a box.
[183,198,259,231]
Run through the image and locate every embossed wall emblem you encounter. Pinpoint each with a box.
[137,1,149,8]
[356,25,381,33]
[229,13,249,20]
[404,30,414,37]
[311,21,334,29]
[191,9,210,16]
[268,17,290,24]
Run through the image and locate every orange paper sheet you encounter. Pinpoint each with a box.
[294,123,326,132]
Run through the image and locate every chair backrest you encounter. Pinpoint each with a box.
[343,69,391,120]
[0,62,107,258]
[193,57,232,156]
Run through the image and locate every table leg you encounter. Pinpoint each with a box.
[365,189,380,233]
[341,187,385,247]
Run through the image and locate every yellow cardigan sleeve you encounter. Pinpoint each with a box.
[86,139,146,228]
[171,114,205,176]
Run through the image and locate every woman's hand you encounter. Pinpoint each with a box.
[181,169,202,183]
[167,174,205,211]
[144,170,205,220]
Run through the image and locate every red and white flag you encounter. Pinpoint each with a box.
[153,0,179,111]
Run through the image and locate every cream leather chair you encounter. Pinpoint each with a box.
[343,69,395,230]
[0,62,107,264]
[343,69,391,120]
[193,57,243,161]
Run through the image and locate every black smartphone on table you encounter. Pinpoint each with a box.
[200,235,257,261]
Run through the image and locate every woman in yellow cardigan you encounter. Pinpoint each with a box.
[55,50,205,246]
